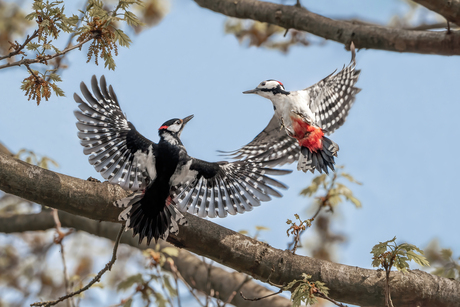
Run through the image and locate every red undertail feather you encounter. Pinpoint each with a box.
[291,116,324,151]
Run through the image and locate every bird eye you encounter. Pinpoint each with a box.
[176,120,180,125]
[261,82,266,86]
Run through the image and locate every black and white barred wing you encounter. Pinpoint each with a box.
[170,159,292,218]
[74,75,156,191]
[304,43,361,135]
[220,115,299,167]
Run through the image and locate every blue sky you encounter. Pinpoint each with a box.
[1,0,459,303]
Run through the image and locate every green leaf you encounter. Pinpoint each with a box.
[124,11,144,27]
[153,292,167,307]
[255,226,270,231]
[406,250,430,267]
[48,73,62,82]
[117,273,144,291]
[441,249,453,260]
[50,83,65,97]
[161,247,179,257]
[27,43,41,51]
[113,28,132,47]
[347,195,362,208]
[25,12,38,21]
[122,298,133,307]
[103,54,116,70]
[341,172,362,185]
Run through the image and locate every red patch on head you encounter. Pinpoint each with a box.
[159,125,168,130]
[290,116,324,151]
[277,81,284,87]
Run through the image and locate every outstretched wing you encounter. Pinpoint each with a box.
[74,75,156,191]
[170,158,292,218]
[220,114,300,167]
[304,43,361,135]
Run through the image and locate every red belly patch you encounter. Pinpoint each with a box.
[291,116,324,152]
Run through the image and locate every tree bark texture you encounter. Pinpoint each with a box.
[1,152,459,306]
[413,0,460,27]
[0,211,292,307]
[193,0,460,55]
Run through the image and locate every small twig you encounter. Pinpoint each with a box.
[155,266,175,307]
[0,30,39,61]
[447,20,451,34]
[315,289,348,307]
[0,34,95,70]
[222,276,251,307]
[31,223,125,307]
[45,1,87,82]
[170,264,206,307]
[51,209,73,307]
[240,288,283,301]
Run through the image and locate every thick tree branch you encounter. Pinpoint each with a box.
[0,211,292,307]
[413,0,460,27]
[1,152,459,306]
[193,0,460,55]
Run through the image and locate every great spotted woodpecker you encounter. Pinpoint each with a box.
[74,76,291,244]
[224,43,361,174]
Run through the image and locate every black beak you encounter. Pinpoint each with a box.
[243,88,259,94]
[182,114,194,125]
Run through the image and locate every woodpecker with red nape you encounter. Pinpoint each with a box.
[224,43,361,174]
[74,76,291,244]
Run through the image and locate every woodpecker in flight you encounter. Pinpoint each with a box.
[224,43,361,174]
[74,76,291,244]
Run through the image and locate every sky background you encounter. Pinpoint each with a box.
[1,0,459,305]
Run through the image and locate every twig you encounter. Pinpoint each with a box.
[315,289,348,307]
[240,288,283,301]
[170,265,206,307]
[51,209,73,307]
[45,1,87,82]
[0,34,95,70]
[222,276,251,307]
[155,266,175,307]
[0,30,39,61]
[31,223,125,307]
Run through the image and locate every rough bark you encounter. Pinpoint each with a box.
[193,0,460,55]
[1,152,459,306]
[413,0,460,27]
[0,211,291,307]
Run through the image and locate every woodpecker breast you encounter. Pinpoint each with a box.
[291,116,324,152]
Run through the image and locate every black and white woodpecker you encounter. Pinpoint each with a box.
[74,76,291,245]
[224,43,361,174]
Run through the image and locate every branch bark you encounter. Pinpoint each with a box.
[193,0,460,55]
[413,0,460,27]
[1,152,459,306]
[0,210,292,307]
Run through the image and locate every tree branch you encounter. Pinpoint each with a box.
[0,210,292,307]
[193,0,460,55]
[1,152,459,306]
[413,0,460,27]
[0,35,94,71]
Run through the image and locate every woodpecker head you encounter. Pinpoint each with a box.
[243,80,290,98]
[158,115,194,140]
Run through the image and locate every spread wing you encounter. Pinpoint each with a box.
[170,158,292,218]
[219,114,300,167]
[303,43,361,135]
[74,75,156,191]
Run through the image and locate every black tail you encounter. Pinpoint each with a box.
[115,192,188,245]
[297,137,339,174]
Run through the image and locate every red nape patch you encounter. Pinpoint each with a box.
[277,81,284,87]
[166,196,172,206]
[159,125,168,130]
[290,116,324,151]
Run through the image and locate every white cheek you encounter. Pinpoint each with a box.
[168,124,181,133]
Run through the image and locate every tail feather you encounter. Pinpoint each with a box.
[115,193,187,245]
[297,137,339,174]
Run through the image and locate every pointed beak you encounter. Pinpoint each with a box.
[182,114,194,125]
[243,88,259,94]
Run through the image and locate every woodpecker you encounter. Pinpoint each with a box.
[74,75,291,244]
[225,43,361,174]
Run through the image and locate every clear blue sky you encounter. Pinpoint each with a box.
[1,0,459,304]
